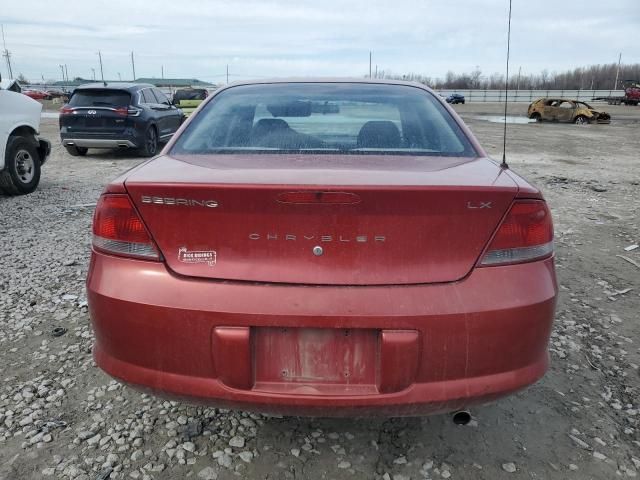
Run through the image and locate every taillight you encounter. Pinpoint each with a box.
[480,200,553,266]
[114,106,141,117]
[92,195,160,260]
[60,106,74,115]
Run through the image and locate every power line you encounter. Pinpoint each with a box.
[97,51,105,85]
[1,24,14,79]
[614,52,622,90]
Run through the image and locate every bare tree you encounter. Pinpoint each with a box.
[383,63,640,90]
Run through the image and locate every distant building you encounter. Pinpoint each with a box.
[0,78,22,92]
[134,78,215,88]
[52,78,215,88]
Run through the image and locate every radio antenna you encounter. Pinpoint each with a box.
[501,0,513,169]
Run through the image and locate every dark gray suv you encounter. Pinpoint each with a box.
[59,83,183,157]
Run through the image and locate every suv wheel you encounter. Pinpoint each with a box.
[138,125,158,157]
[65,145,88,156]
[574,115,589,125]
[0,135,41,195]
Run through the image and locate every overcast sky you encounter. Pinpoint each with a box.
[1,0,639,84]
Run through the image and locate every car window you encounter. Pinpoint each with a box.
[558,101,574,109]
[171,83,477,157]
[140,89,156,104]
[153,88,170,105]
[68,89,131,107]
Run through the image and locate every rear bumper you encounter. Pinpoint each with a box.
[62,138,137,148]
[87,253,557,416]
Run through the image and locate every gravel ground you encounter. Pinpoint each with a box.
[0,102,639,480]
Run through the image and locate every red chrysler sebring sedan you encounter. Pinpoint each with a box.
[87,80,557,417]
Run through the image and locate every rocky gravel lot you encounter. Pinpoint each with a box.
[0,102,638,479]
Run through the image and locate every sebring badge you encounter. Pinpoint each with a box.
[142,196,218,208]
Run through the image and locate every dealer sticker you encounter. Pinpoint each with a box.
[178,247,217,266]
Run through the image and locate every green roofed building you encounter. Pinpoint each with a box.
[53,78,214,88]
[134,78,214,88]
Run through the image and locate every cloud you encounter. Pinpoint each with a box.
[1,0,638,82]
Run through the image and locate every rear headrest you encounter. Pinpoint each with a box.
[252,118,290,139]
[357,121,401,149]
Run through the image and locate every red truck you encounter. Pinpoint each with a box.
[593,81,640,106]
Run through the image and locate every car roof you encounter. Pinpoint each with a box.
[537,98,576,102]
[220,77,432,89]
[209,78,438,98]
[75,82,154,91]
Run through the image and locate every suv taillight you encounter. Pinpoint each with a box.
[60,106,74,115]
[92,195,160,260]
[479,200,553,266]
[114,106,141,117]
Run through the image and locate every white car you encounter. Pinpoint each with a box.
[0,80,51,195]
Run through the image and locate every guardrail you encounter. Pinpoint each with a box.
[436,89,625,103]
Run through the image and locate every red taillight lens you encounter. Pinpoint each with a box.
[480,200,553,266]
[114,106,141,117]
[60,106,74,115]
[92,195,159,260]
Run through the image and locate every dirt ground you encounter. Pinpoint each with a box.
[0,102,638,480]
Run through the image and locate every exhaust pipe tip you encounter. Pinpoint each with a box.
[452,410,472,425]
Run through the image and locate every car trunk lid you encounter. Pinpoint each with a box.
[125,154,518,285]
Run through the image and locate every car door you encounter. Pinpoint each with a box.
[152,88,181,139]
[542,99,559,121]
[555,101,575,122]
[141,88,168,138]
[139,88,165,134]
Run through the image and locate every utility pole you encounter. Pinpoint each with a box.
[375,65,378,79]
[131,51,136,81]
[613,52,622,90]
[59,64,65,82]
[161,65,164,79]
[2,24,14,78]
[369,51,372,78]
[118,72,121,81]
[91,68,95,80]
[64,64,69,83]
[97,51,105,85]
[226,64,229,84]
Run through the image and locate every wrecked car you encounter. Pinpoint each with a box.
[172,88,208,117]
[527,98,610,124]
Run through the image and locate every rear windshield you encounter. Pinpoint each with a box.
[171,83,477,157]
[69,89,131,107]
[174,89,207,101]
